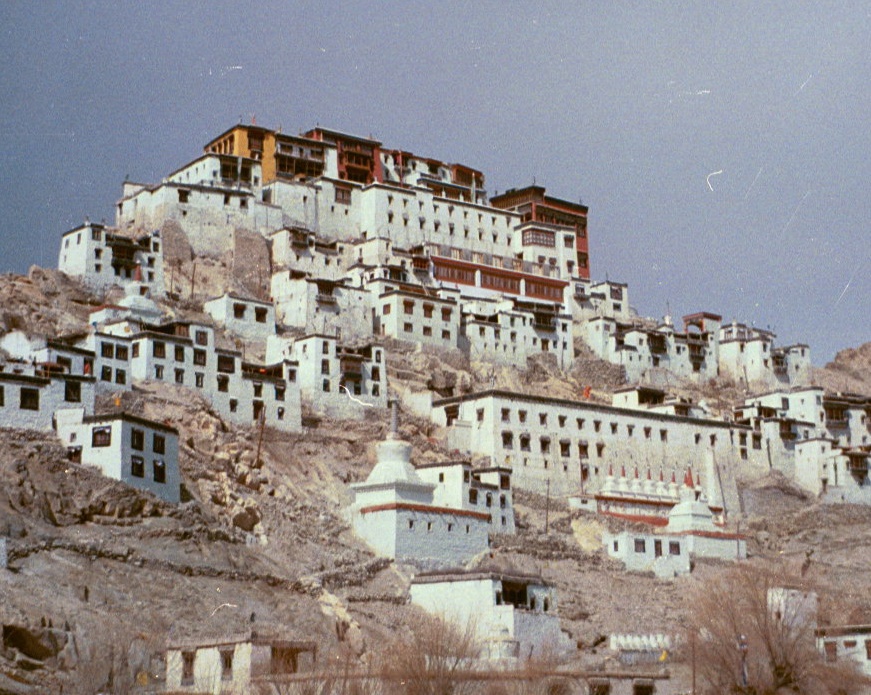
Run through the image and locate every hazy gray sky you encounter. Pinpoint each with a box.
[1,2,868,362]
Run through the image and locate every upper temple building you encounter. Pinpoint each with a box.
[115,123,590,298]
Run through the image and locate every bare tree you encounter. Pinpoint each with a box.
[378,613,481,695]
[688,564,870,694]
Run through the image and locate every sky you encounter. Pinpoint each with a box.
[1,1,868,363]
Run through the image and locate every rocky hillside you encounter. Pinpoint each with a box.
[2,268,871,692]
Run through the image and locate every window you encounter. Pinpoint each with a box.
[423,303,434,318]
[321,359,330,375]
[20,387,39,411]
[229,399,238,413]
[0,385,4,406]
[153,341,165,358]
[275,385,285,401]
[217,355,236,373]
[594,420,601,432]
[194,372,204,388]
[173,345,184,362]
[502,431,514,449]
[501,408,510,422]
[101,366,112,382]
[195,330,208,346]
[589,682,611,695]
[92,426,111,447]
[233,303,246,319]
[669,541,681,555]
[178,189,189,203]
[131,428,144,451]
[560,440,571,457]
[101,342,114,358]
[191,349,206,366]
[216,375,229,392]
[154,365,164,380]
[468,489,478,505]
[404,300,414,315]
[322,379,330,392]
[824,641,837,662]
[175,369,184,384]
[64,381,81,403]
[596,443,605,457]
[441,330,451,340]
[634,538,646,553]
[539,413,548,426]
[422,326,432,336]
[403,322,413,333]
[131,456,144,478]
[633,685,654,695]
[660,429,668,442]
[382,304,391,315]
[644,426,652,439]
[441,307,452,321]
[540,437,551,454]
[576,418,585,429]
[132,343,140,358]
[252,383,263,398]
[255,307,268,323]
[153,434,166,454]
[610,422,618,434]
[519,410,527,424]
[520,434,531,452]
[153,460,166,484]
[486,493,492,508]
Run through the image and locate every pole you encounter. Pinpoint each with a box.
[691,628,696,695]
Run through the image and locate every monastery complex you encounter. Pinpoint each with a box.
[2,120,871,687]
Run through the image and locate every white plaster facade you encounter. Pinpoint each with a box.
[270,273,371,341]
[409,571,572,662]
[604,531,691,578]
[58,222,165,295]
[265,334,386,418]
[115,155,284,258]
[415,462,516,535]
[348,428,490,568]
[165,631,316,694]
[816,626,871,678]
[432,390,747,508]
[0,370,95,431]
[203,293,276,342]
[55,408,180,503]
[459,297,573,369]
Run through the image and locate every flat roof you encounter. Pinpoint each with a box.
[412,569,551,586]
[82,411,178,435]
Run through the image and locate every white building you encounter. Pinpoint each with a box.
[115,154,284,257]
[718,322,811,387]
[816,626,871,677]
[0,368,95,431]
[266,334,386,418]
[58,222,164,294]
[432,389,747,507]
[604,531,690,579]
[347,411,490,568]
[459,297,573,369]
[203,292,276,342]
[415,462,516,535]
[409,570,572,662]
[165,630,316,694]
[734,389,871,503]
[270,273,371,341]
[55,408,180,503]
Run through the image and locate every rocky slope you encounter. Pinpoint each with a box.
[1,268,871,692]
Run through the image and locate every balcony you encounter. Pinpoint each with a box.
[316,293,337,305]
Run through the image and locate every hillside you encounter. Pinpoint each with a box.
[1,267,871,692]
